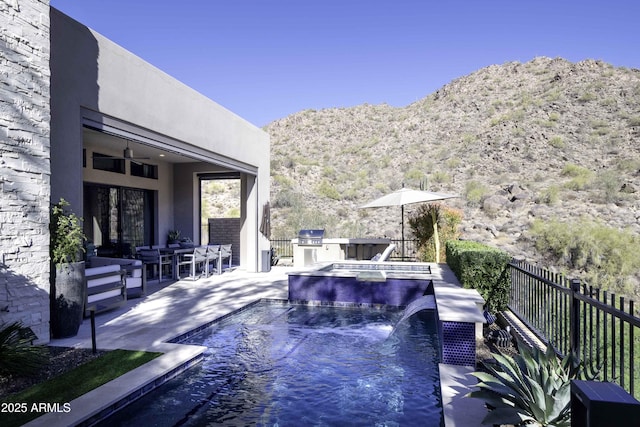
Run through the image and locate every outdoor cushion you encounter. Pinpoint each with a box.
[90,257,144,289]
[86,264,121,287]
[85,264,125,304]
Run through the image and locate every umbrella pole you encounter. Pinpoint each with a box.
[401,205,405,260]
[432,209,440,263]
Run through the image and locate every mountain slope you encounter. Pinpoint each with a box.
[266,57,640,271]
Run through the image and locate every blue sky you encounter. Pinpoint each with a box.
[50,0,639,127]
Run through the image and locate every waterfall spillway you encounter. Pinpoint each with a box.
[389,295,436,336]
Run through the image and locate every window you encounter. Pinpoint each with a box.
[131,162,158,179]
[84,184,155,257]
[92,153,125,174]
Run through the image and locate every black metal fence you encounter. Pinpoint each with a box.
[269,238,419,261]
[508,259,640,398]
[389,239,419,261]
[270,239,294,258]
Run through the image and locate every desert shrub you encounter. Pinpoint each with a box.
[225,207,240,218]
[590,119,609,130]
[445,158,461,169]
[272,188,302,209]
[316,180,342,200]
[464,180,489,206]
[202,180,226,193]
[561,163,594,190]
[277,207,336,239]
[578,92,596,103]
[462,133,476,145]
[628,116,640,127]
[404,168,424,182]
[272,174,293,188]
[617,157,640,173]
[539,184,560,205]
[409,204,463,263]
[530,218,640,295]
[431,170,451,184]
[545,88,562,102]
[549,136,564,148]
[594,170,624,203]
[378,155,391,168]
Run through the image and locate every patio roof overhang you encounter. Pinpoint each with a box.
[82,110,258,175]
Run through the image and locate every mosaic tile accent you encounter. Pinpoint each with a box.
[441,321,476,366]
[288,274,431,306]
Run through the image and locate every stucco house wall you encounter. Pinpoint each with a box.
[0,2,270,343]
[50,8,270,271]
[0,0,52,342]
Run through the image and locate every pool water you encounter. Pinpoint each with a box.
[100,301,443,426]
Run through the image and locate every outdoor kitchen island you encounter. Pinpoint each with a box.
[292,230,391,267]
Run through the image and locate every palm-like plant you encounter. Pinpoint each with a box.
[0,321,47,377]
[467,341,598,427]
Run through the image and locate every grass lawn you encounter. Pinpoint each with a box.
[0,349,161,427]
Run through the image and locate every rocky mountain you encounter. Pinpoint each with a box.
[265,57,640,279]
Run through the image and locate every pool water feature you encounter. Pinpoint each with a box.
[288,261,434,306]
[99,301,443,426]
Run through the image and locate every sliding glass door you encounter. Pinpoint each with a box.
[84,184,155,257]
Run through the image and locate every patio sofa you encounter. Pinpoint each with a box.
[84,264,126,316]
[88,256,146,297]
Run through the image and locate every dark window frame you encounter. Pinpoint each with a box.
[92,152,125,174]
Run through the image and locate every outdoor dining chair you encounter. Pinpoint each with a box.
[219,244,232,273]
[177,246,209,280]
[205,245,221,275]
[137,248,173,282]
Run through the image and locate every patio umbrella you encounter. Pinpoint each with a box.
[359,188,457,262]
[260,201,271,239]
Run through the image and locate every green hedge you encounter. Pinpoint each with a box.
[446,240,511,312]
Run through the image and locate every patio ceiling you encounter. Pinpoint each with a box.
[83,127,195,165]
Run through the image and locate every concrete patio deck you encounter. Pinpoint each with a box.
[26,264,485,427]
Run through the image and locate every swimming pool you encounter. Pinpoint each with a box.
[98,300,443,426]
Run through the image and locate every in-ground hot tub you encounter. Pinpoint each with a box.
[288,261,433,306]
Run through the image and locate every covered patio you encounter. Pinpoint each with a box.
[50,8,271,273]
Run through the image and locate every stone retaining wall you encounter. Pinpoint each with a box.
[0,0,52,342]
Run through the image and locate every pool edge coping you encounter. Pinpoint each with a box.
[439,363,486,427]
[23,343,207,427]
[25,262,486,427]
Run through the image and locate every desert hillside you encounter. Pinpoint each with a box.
[264,57,640,286]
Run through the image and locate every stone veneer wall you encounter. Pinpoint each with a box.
[0,0,52,343]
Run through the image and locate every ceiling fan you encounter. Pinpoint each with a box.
[93,141,151,165]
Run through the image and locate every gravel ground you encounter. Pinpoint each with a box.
[0,347,107,399]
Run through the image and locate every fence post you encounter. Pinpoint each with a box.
[570,278,581,356]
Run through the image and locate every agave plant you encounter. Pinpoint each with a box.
[467,340,598,427]
[0,321,47,377]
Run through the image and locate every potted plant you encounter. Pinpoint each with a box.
[50,198,87,338]
[167,229,181,245]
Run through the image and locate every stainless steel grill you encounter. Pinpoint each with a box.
[298,229,324,246]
